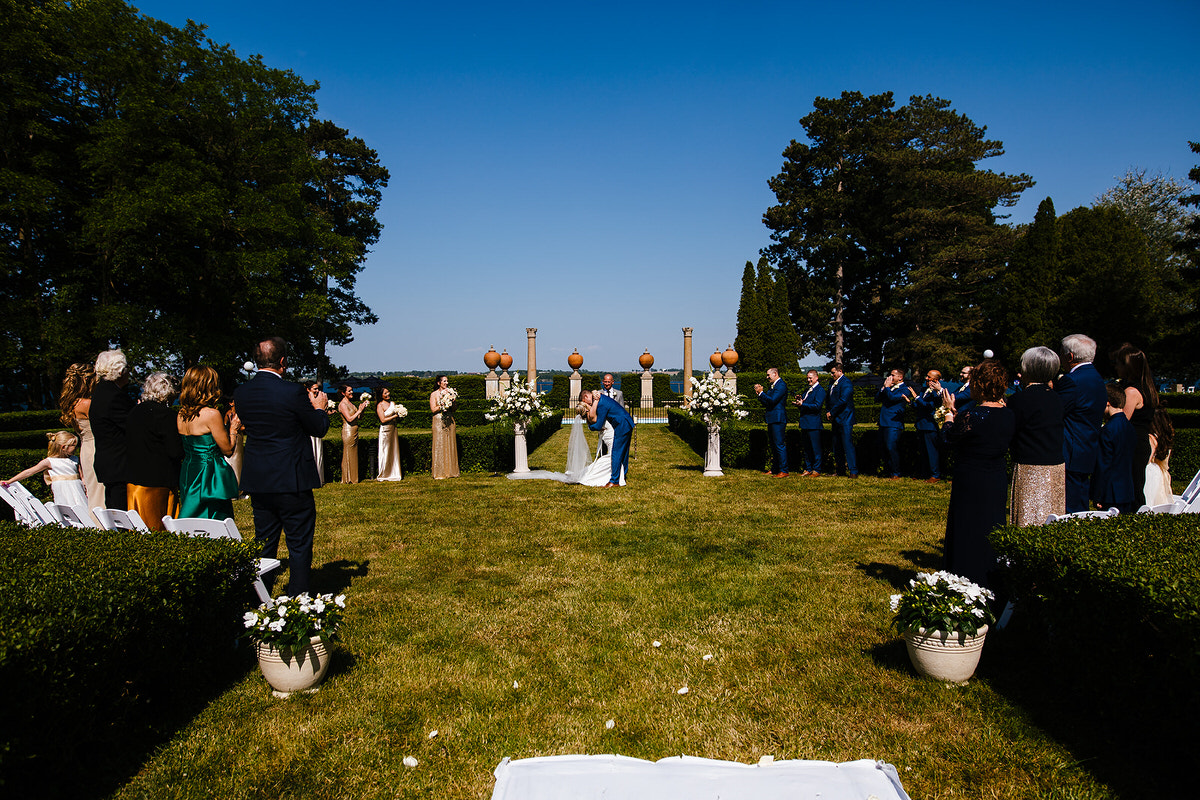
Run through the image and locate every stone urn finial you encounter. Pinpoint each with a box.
[709,349,723,370]
[722,345,739,369]
[567,349,583,370]
[499,350,513,371]
[484,346,501,370]
[639,349,655,371]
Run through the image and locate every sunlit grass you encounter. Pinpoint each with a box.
[112,426,1116,799]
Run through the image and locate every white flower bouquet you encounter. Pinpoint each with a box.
[386,402,408,419]
[485,381,555,428]
[437,387,458,412]
[360,391,372,402]
[243,592,347,650]
[686,371,750,424]
[890,571,995,638]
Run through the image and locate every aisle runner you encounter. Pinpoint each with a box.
[492,754,912,800]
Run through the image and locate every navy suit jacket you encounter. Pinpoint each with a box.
[796,383,827,430]
[234,371,330,494]
[758,379,789,425]
[90,379,136,484]
[911,388,942,432]
[826,377,855,426]
[589,394,634,434]
[877,383,911,428]
[1091,413,1135,506]
[1057,362,1107,473]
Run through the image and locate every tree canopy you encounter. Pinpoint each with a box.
[733,257,801,373]
[0,0,388,408]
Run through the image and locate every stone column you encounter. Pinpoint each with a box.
[682,327,693,400]
[526,328,537,389]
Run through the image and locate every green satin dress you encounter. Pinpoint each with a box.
[179,433,239,520]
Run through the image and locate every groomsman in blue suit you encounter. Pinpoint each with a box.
[952,365,974,415]
[792,370,826,475]
[1056,334,1108,513]
[755,368,789,476]
[581,389,634,486]
[876,368,913,479]
[825,364,858,477]
[234,336,330,594]
[911,369,944,482]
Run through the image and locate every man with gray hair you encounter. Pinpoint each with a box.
[1056,334,1107,513]
[90,349,134,509]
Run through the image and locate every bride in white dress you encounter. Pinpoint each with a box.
[507,415,626,486]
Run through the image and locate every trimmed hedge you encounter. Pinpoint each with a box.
[0,409,62,431]
[0,523,259,795]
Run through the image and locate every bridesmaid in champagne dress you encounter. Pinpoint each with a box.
[430,375,459,479]
[59,362,104,519]
[306,382,332,487]
[376,387,404,481]
[338,384,370,483]
[176,366,240,520]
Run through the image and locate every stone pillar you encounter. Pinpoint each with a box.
[526,328,537,389]
[498,350,513,395]
[638,349,654,409]
[484,346,501,399]
[682,327,693,400]
[568,349,583,405]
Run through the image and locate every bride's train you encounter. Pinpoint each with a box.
[506,420,626,486]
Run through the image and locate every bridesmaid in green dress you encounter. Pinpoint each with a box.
[176,366,241,520]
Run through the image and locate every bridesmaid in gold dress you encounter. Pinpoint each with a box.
[338,384,370,483]
[430,375,459,479]
[59,362,104,521]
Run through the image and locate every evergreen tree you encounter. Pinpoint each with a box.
[733,260,765,372]
[759,259,802,371]
[992,197,1060,365]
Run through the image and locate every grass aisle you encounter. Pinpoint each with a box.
[115,426,1112,799]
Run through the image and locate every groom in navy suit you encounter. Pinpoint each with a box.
[1056,334,1107,513]
[755,368,789,476]
[234,337,330,594]
[581,389,634,486]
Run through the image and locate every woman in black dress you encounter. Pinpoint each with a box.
[1112,343,1158,508]
[1008,346,1065,525]
[941,359,1015,589]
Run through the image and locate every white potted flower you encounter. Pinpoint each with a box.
[243,592,346,697]
[485,382,555,473]
[890,571,996,683]
[685,372,749,477]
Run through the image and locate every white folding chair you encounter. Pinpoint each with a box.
[1177,469,1200,513]
[1045,507,1119,524]
[46,503,95,528]
[162,516,280,604]
[0,484,39,525]
[91,506,151,532]
[7,482,62,525]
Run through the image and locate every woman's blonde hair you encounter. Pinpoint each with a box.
[46,430,78,458]
[178,366,222,422]
[59,362,96,427]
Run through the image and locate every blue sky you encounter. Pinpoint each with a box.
[132,0,1200,374]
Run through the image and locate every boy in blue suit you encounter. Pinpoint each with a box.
[1090,384,1136,514]
[755,368,789,476]
[825,364,857,477]
[792,370,826,475]
[876,368,912,479]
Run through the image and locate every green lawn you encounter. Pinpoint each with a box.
[112,426,1119,799]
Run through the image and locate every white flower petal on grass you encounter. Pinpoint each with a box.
[512,680,519,689]
[403,756,418,768]
[605,719,615,729]
[652,641,661,648]
[428,730,438,739]
[703,654,713,661]
[677,687,689,695]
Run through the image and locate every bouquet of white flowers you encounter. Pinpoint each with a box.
[243,592,347,650]
[360,391,372,402]
[386,402,408,419]
[890,571,995,638]
[437,387,458,412]
[486,381,555,428]
[686,371,750,424]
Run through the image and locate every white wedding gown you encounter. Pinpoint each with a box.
[506,421,625,486]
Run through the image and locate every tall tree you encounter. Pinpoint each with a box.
[991,197,1061,365]
[763,91,1032,372]
[759,258,802,371]
[733,260,765,372]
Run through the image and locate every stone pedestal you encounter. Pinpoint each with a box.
[485,370,499,399]
[723,370,737,394]
[569,371,582,405]
[512,422,530,474]
[640,370,653,409]
[499,371,512,395]
[703,420,723,477]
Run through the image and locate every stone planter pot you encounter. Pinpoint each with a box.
[257,636,332,698]
[903,625,988,684]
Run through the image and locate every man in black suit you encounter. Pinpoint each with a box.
[234,337,330,595]
[90,349,135,509]
[1056,334,1107,513]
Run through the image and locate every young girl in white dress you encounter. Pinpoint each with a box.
[2,431,88,508]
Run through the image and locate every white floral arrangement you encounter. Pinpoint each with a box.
[360,391,372,402]
[326,399,336,411]
[243,592,347,650]
[935,404,950,425]
[437,387,458,412]
[890,571,995,638]
[686,371,750,423]
[485,381,555,427]
[386,401,408,419]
